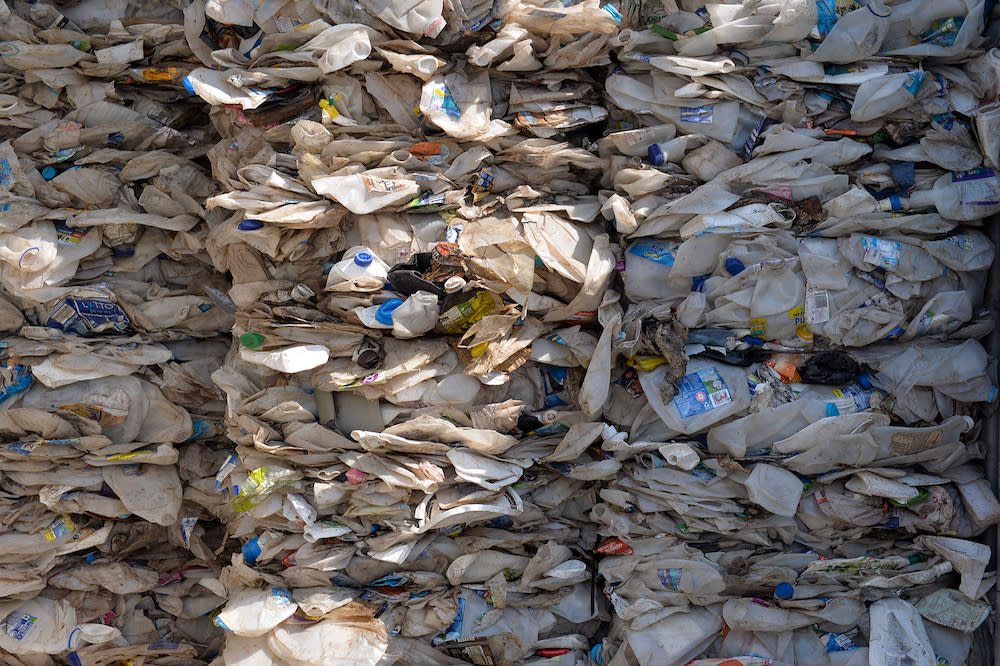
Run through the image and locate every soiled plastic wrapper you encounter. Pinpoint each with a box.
[0,0,998,664]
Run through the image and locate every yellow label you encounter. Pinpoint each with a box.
[749,318,766,336]
[106,448,153,461]
[626,356,667,371]
[833,388,844,398]
[318,95,340,119]
[58,403,127,427]
[42,515,75,541]
[440,291,496,334]
[230,467,270,512]
[140,67,177,81]
[788,306,812,342]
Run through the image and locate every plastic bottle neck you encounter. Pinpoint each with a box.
[877,189,937,212]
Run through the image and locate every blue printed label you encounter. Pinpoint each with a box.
[0,364,32,404]
[602,4,622,21]
[46,296,129,336]
[0,159,12,189]
[55,224,88,246]
[952,168,1000,206]
[429,84,462,119]
[821,632,858,652]
[628,240,677,267]
[673,367,733,418]
[922,16,963,46]
[902,71,925,96]
[433,596,466,646]
[861,236,901,270]
[269,588,294,606]
[815,0,859,39]
[680,106,713,123]
[408,192,446,208]
[657,568,683,590]
[5,612,36,640]
[832,383,872,410]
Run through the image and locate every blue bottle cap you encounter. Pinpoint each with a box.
[242,537,261,564]
[725,257,745,275]
[648,143,665,166]
[857,372,872,390]
[42,166,57,180]
[238,219,264,231]
[374,298,404,326]
[354,251,373,267]
[826,403,839,417]
[775,582,794,599]
[181,76,195,95]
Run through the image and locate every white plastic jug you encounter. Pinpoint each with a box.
[744,463,803,516]
[640,358,752,434]
[878,170,1000,221]
[214,587,298,637]
[749,258,808,344]
[809,1,892,63]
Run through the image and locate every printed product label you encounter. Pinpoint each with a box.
[952,168,1000,206]
[946,234,974,250]
[680,105,713,123]
[861,236,901,270]
[5,612,36,640]
[832,383,871,411]
[407,192,446,208]
[215,454,239,491]
[922,16,963,46]
[7,439,39,455]
[902,71,926,96]
[790,305,812,342]
[628,240,677,267]
[889,429,941,455]
[55,223,88,246]
[269,588,294,607]
[915,310,962,337]
[824,63,870,76]
[361,174,403,193]
[596,538,634,555]
[673,367,733,418]
[657,568,683,590]
[0,158,12,189]
[750,307,811,341]
[439,291,496,334]
[180,516,198,547]
[58,403,126,427]
[815,0,859,39]
[428,84,462,119]
[46,296,129,336]
[805,286,830,324]
[821,632,858,652]
[42,514,75,541]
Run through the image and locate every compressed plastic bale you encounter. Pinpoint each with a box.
[0,0,995,663]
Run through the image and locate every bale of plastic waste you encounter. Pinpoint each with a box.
[0,0,998,664]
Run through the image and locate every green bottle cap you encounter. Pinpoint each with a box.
[240,332,265,349]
